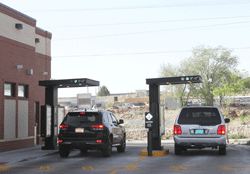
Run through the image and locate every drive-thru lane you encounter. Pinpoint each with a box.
[1,142,250,173]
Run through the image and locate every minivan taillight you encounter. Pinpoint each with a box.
[217,125,225,135]
[59,125,68,130]
[91,125,104,130]
[174,125,182,135]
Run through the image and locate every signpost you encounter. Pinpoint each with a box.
[145,112,153,156]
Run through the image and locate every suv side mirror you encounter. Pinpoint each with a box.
[118,119,124,124]
[225,118,230,123]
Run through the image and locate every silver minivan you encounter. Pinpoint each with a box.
[174,106,230,155]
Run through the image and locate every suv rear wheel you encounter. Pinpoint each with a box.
[219,145,226,155]
[59,147,70,157]
[175,144,182,155]
[102,137,112,157]
[117,136,126,152]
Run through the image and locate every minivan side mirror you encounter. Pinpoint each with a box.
[118,119,124,124]
[225,118,230,123]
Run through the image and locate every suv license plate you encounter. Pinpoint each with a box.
[75,128,84,133]
[195,129,204,134]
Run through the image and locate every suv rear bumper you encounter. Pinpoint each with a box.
[59,140,106,149]
[174,136,226,147]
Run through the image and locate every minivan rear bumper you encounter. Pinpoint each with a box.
[174,136,226,147]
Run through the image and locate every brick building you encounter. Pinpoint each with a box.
[0,3,52,152]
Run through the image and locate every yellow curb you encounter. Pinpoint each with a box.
[141,148,169,156]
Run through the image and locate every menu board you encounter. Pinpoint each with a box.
[58,107,65,134]
[46,105,52,137]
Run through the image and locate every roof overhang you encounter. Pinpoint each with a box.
[146,75,202,85]
[39,78,99,88]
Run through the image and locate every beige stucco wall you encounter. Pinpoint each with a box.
[35,34,51,56]
[0,13,35,47]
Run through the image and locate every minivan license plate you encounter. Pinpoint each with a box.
[75,128,84,133]
[195,129,204,134]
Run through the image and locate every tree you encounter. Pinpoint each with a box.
[159,45,239,106]
[159,63,197,106]
[98,86,110,96]
[212,72,250,107]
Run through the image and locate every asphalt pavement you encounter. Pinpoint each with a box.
[0,139,250,167]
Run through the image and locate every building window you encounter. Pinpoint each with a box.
[4,83,15,97]
[18,84,28,98]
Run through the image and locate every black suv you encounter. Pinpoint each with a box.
[58,110,126,157]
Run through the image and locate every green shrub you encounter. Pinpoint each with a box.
[246,140,250,145]
[165,135,170,139]
[228,135,236,139]
[240,115,246,123]
[237,134,244,139]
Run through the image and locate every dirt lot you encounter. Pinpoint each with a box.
[107,106,250,141]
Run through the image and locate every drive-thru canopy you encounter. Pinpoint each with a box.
[145,75,202,156]
[39,78,99,150]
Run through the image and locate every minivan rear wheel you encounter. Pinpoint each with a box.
[175,144,182,155]
[219,145,226,155]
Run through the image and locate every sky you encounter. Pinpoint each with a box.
[1,0,250,97]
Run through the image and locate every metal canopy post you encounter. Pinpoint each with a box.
[41,86,58,150]
[149,84,162,150]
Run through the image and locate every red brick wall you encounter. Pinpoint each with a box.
[0,138,34,152]
[0,33,51,148]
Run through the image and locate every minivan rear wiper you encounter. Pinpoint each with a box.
[196,122,218,126]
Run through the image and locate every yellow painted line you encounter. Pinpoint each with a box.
[128,154,143,166]
[40,166,50,171]
[141,148,169,156]
[170,166,188,171]
[82,166,94,171]
[109,170,119,174]
[0,166,11,171]
[124,166,139,170]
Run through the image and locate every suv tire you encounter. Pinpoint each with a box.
[175,144,182,155]
[102,137,112,157]
[59,147,70,157]
[117,136,126,153]
[219,145,226,155]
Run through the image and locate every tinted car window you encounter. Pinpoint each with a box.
[64,112,101,124]
[178,108,221,125]
[103,113,109,123]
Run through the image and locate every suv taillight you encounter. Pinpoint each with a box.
[91,124,104,130]
[174,125,182,135]
[59,125,68,130]
[217,125,225,135]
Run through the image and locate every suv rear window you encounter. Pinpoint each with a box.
[63,112,101,124]
[178,108,221,125]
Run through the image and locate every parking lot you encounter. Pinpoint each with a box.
[1,142,250,174]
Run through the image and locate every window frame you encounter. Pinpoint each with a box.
[18,84,28,98]
[4,82,15,97]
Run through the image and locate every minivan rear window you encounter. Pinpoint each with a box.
[178,108,221,125]
[63,112,101,124]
